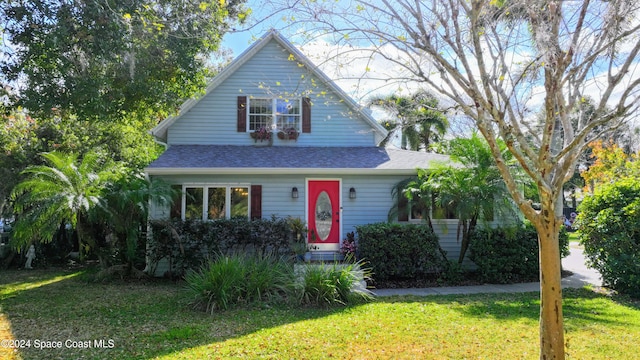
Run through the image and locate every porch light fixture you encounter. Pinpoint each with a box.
[291,187,299,199]
[349,187,356,199]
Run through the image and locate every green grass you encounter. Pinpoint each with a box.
[568,231,580,244]
[1,269,639,359]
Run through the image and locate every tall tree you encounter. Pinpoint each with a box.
[277,1,640,358]
[368,91,448,151]
[1,0,248,123]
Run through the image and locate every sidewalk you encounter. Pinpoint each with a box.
[372,244,601,297]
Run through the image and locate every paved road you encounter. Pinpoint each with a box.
[373,244,602,297]
[560,244,602,288]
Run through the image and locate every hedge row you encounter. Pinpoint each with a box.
[147,217,292,276]
[356,222,448,281]
[469,222,569,284]
[148,218,569,285]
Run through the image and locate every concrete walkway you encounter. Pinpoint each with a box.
[372,244,602,297]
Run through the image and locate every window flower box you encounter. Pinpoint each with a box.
[277,127,299,141]
[250,127,272,143]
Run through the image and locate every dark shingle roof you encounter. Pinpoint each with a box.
[146,145,450,175]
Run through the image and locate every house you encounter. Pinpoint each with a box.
[145,30,464,274]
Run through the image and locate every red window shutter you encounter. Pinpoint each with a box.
[302,97,311,133]
[250,185,262,220]
[237,96,247,132]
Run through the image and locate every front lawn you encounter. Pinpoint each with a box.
[1,269,639,359]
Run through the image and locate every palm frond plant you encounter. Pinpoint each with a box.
[94,174,177,276]
[406,133,521,263]
[369,90,449,151]
[10,151,121,264]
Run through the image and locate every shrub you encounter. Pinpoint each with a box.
[184,252,293,312]
[469,222,569,284]
[295,261,373,306]
[577,179,640,297]
[438,260,465,285]
[356,223,447,281]
[148,217,292,276]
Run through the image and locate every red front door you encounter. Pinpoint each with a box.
[307,180,340,250]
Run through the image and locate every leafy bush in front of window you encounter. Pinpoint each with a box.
[469,222,569,284]
[356,222,447,281]
[148,217,291,277]
[577,178,640,297]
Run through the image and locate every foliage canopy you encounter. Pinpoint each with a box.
[1,0,248,122]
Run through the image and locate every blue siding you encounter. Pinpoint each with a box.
[150,174,402,233]
[167,40,377,147]
[148,173,474,272]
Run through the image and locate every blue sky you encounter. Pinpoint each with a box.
[218,1,640,132]
[221,1,289,56]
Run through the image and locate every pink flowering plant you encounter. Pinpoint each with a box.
[251,126,272,142]
[340,231,357,260]
[277,126,299,140]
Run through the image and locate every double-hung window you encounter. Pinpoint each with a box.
[248,98,301,132]
[181,185,250,220]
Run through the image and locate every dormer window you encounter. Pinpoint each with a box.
[248,98,301,132]
[237,96,311,134]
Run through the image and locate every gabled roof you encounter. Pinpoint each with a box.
[145,145,450,175]
[150,29,388,143]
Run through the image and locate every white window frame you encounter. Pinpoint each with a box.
[408,202,427,222]
[247,97,302,132]
[181,184,251,220]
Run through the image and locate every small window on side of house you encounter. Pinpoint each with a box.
[397,193,428,222]
[410,201,427,221]
[432,194,457,220]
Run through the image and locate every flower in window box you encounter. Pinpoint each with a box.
[250,127,272,142]
[277,127,299,141]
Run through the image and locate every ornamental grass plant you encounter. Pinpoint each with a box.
[183,252,293,312]
[183,253,372,312]
[295,261,373,306]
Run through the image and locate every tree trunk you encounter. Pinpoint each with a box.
[532,205,565,360]
[457,216,477,264]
